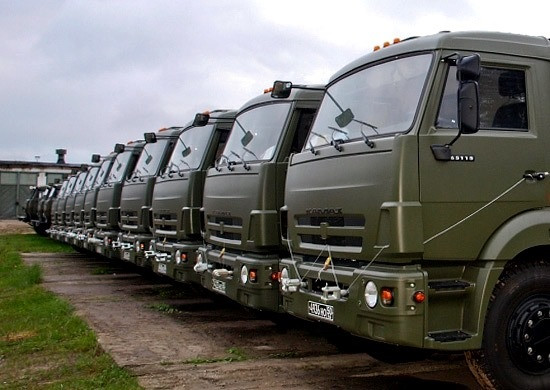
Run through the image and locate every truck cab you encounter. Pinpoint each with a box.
[60,167,90,243]
[149,110,235,282]
[116,128,180,266]
[279,31,550,390]
[90,140,145,257]
[50,174,78,241]
[195,83,323,312]
[80,149,120,250]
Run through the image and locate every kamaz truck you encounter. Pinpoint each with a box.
[148,110,235,282]
[89,140,145,257]
[49,174,78,241]
[78,149,119,250]
[60,166,90,244]
[116,128,180,266]
[195,83,323,312]
[278,31,549,390]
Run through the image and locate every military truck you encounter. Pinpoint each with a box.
[89,140,145,257]
[278,31,549,390]
[20,185,50,236]
[38,184,60,233]
[195,83,323,312]
[49,174,78,241]
[148,110,235,282]
[116,128,180,267]
[78,149,120,250]
[59,166,90,243]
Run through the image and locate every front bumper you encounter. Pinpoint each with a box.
[197,246,281,312]
[279,256,428,348]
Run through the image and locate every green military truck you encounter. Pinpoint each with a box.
[116,128,181,267]
[148,110,235,282]
[278,31,549,389]
[89,140,145,257]
[78,150,119,249]
[195,84,323,312]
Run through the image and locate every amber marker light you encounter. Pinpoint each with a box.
[249,269,258,283]
[380,287,394,306]
[272,271,281,282]
[413,291,426,303]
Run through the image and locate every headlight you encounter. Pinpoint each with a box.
[365,281,378,308]
[175,250,181,265]
[240,265,248,284]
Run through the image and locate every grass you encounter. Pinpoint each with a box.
[0,234,142,389]
[159,347,249,366]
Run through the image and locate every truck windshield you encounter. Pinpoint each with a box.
[132,139,169,178]
[221,102,291,165]
[107,151,133,184]
[167,125,212,173]
[72,172,88,194]
[93,159,112,189]
[82,167,99,191]
[306,53,432,148]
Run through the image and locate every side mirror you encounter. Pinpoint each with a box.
[114,143,125,153]
[271,80,292,98]
[241,131,254,146]
[193,113,210,127]
[458,80,479,134]
[91,154,101,163]
[457,54,481,82]
[144,132,157,143]
[182,147,191,158]
[335,108,354,128]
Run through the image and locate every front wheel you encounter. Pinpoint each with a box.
[465,259,549,390]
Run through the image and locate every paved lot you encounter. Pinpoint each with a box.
[21,250,482,389]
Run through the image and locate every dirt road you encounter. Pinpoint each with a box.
[21,248,482,390]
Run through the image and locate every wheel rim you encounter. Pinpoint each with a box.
[508,297,550,374]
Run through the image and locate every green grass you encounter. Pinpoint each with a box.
[0,234,142,389]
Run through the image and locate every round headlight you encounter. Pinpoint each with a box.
[280,267,289,283]
[240,265,248,284]
[175,250,181,265]
[135,240,141,252]
[365,281,378,308]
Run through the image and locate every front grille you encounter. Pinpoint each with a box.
[300,234,362,247]
[120,210,138,226]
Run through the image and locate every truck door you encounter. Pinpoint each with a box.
[418,58,546,260]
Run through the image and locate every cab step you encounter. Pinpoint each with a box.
[428,330,472,342]
[428,279,471,291]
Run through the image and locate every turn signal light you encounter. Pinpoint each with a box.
[249,269,258,283]
[413,291,426,303]
[380,287,394,306]
[272,271,281,281]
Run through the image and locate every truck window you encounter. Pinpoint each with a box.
[291,108,317,154]
[305,53,433,149]
[437,66,527,130]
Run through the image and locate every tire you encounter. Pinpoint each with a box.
[465,259,550,390]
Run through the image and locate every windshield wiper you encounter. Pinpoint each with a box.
[215,154,233,171]
[242,146,259,160]
[179,159,191,171]
[328,126,348,152]
[230,151,250,171]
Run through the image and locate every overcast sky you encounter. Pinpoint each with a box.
[1,0,548,163]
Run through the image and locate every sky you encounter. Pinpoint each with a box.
[1,0,549,164]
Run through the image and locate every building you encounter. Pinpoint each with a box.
[0,149,82,219]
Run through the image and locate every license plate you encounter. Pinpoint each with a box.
[96,246,103,254]
[123,251,131,260]
[157,263,167,274]
[308,301,334,322]
[212,279,226,294]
